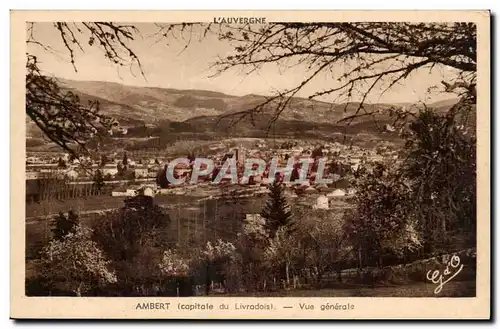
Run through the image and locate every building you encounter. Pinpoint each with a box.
[137,186,154,197]
[26,156,41,164]
[101,164,119,177]
[327,189,346,197]
[111,186,139,197]
[134,167,149,178]
[313,195,329,209]
[26,171,40,180]
[111,187,129,197]
[65,169,79,180]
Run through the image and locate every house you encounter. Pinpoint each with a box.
[126,185,141,196]
[290,147,304,156]
[261,177,273,185]
[157,188,172,195]
[327,189,346,197]
[65,169,79,180]
[137,186,154,197]
[134,167,149,178]
[252,174,263,184]
[313,195,329,209]
[111,187,129,197]
[26,156,41,164]
[26,171,40,180]
[101,164,118,177]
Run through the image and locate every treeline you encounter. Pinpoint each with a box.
[26,179,113,203]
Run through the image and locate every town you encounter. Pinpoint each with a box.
[26,137,399,211]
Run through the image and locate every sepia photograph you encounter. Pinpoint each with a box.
[11,10,490,319]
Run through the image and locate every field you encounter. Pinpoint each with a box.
[25,192,270,259]
[226,281,476,297]
[25,194,203,219]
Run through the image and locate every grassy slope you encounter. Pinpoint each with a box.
[225,281,475,297]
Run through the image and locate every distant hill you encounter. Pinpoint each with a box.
[26,78,460,148]
[56,78,456,125]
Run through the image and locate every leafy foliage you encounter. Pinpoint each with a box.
[261,180,294,238]
[402,105,476,251]
[263,226,300,286]
[345,95,476,266]
[156,164,170,188]
[295,210,352,285]
[89,195,174,295]
[345,161,423,267]
[92,195,173,262]
[159,249,191,278]
[51,210,79,241]
[92,169,105,192]
[38,225,117,296]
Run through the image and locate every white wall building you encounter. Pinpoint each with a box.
[313,195,329,209]
[327,189,347,197]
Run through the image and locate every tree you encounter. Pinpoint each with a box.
[91,195,174,295]
[116,162,135,180]
[26,22,144,156]
[263,226,300,288]
[37,224,117,296]
[235,214,269,292]
[122,152,129,166]
[399,104,476,252]
[157,249,196,296]
[51,210,79,241]
[26,55,118,156]
[159,249,191,278]
[295,210,352,286]
[99,154,110,167]
[92,195,172,261]
[344,162,423,269]
[156,164,170,188]
[261,180,293,238]
[57,157,67,168]
[197,239,237,295]
[311,146,323,158]
[92,169,105,193]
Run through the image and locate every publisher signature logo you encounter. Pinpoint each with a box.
[426,255,464,295]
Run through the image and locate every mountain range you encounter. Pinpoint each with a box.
[27,78,460,147]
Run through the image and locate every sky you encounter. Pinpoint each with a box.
[27,22,460,104]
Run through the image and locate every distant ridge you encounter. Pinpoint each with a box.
[54,78,458,125]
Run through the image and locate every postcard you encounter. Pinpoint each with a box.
[11,10,490,319]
